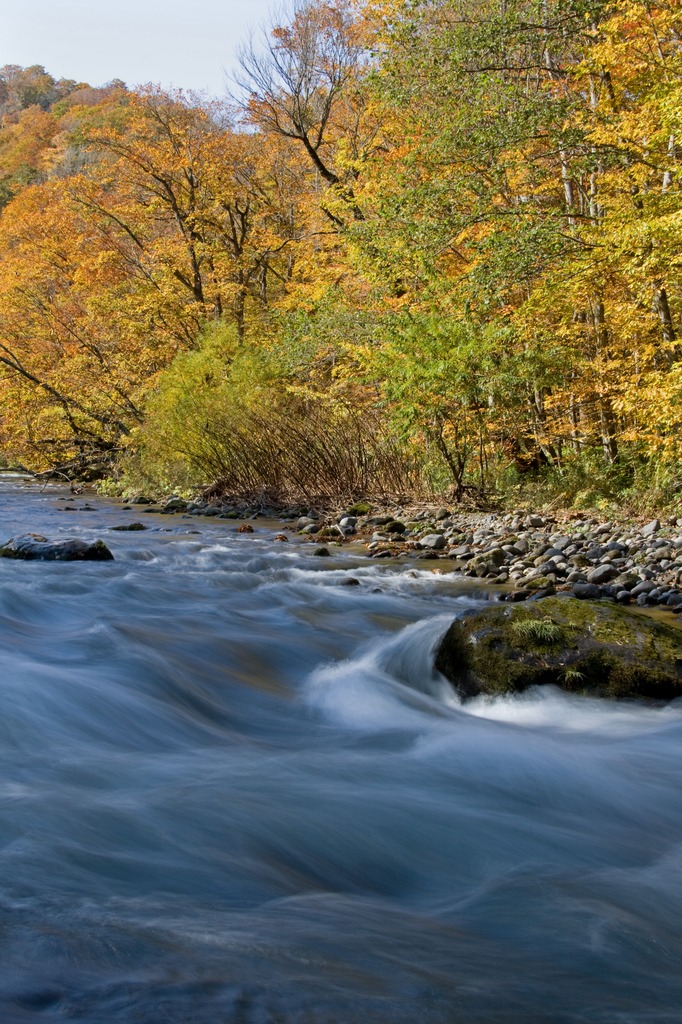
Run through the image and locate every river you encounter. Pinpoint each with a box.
[0,475,681,1022]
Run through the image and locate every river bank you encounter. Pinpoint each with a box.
[104,491,682,616]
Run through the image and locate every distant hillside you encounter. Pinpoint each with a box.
[0,64,126,208]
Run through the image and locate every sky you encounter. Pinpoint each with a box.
[2,0,278,98]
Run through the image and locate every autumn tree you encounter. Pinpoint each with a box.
[0,179,148,471]
[78,88,306,342]
[236,0,379,225]
[0,84,312,472]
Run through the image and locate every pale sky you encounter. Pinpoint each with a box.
[2,0,277,97]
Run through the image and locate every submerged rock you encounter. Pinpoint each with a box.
[0,534,114,561]
[435,596,682,702]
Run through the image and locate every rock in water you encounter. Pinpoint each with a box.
[0,534,114,561]
[435,596,682,702]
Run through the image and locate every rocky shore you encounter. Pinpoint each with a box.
[128,495,682,616]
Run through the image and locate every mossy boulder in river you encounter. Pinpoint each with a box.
[435,596,682,702]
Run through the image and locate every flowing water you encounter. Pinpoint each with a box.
[0,476,681,1023]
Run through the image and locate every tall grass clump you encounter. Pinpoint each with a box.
[123,324,422,503]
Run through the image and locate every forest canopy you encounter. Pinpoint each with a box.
[0,0,680,510]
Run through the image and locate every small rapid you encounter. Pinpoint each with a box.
[0,477,681,1023]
